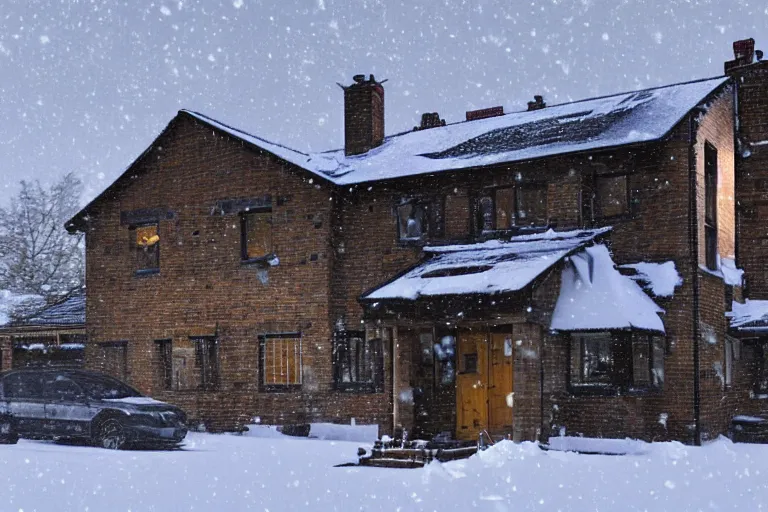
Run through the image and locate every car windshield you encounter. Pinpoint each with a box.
[73,374,142,400]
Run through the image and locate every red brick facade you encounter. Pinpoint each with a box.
[69,51,768,443]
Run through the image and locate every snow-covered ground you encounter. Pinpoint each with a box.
[0,432,766,511]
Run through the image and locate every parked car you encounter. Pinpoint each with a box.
[0,368,187,449]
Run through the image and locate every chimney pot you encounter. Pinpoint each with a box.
[725,38,756,73]
[414,112,446,131]
[465,106,504,121]
[527,95,546,111]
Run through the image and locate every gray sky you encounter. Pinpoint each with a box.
[0,0,763,203]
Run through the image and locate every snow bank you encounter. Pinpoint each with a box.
[0,434,766,510]
[551,244,665,332]
[241,422,378,442]
[547,436,649,455]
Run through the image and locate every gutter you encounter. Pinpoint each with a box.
[688,112,702,446]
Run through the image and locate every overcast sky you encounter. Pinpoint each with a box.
[0,0,763,203]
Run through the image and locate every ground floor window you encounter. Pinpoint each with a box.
[192,336,219,391]
[332,330,384,392]
[570,332,664,392]
[755,342,768,395]
[155,339,173,390]
[259,333,302,390]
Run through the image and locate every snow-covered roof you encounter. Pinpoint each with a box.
[0,290,45,327]
[550,244,665,333]
[6,291,85,328]
[727,300,768,332]
[361,228,610,301]
[183,76,728,186]
[620,261,683,298]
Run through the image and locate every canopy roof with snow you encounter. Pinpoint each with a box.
[1,291,85,330]
[182,76,728,186]
[551,245,665,333]
[361,228,611,302]
[727,300,768,333]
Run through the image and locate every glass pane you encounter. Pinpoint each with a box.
[495,187,515,229]
[135,224,159,270]
[398,202,425,240]
[516,186,548,226]
[581,335,612,384]
[244,212,272,259]
[479,196,494,231]
[652,337,665,387]
[595,175,628,218]
[632,333,651,387]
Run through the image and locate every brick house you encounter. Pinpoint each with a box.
[66,41,768,444]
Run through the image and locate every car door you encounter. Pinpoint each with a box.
[42,373,91,438]
[3,372,47,436]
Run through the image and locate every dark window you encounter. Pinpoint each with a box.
[419,330,434,365]
[570,332,664,392]
[462,353,478,374]
[756,343,768,395]
[192,337,219,391]
[155,339,173,391]
[43,374,85,401]
[434,329,456,386]
[133,224,160,274]
[594,174,629,219]
[397,197,444,242]
[479,185,548,231]
[3,373,43,399]
[241,209,273,261]
[705,143,718,270]
[332,330,384,392]
[259,333,301,390]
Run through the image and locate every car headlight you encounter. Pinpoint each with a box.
[147,411,179,426]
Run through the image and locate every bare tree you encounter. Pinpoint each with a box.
[0,172,84,300]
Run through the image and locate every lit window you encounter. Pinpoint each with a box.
[260,333,302,390]
[134,224,160,273]
[241,210,273,261]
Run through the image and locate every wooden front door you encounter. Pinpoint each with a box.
[455,330,514,440]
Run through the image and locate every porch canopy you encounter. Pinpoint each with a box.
[360,227,612,320]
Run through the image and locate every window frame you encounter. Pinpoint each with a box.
[704,143,718,270]
[477,183,549,232]
[131,222,160,276]
[568,331,664,395]
[191,336,219,392]
[258,332,302,392]
[591,172,631,222]
[396,196,445,243]
[755,341,768,396]
[332,330,384,393]
[154,339,173,391]
[240,207,274,265]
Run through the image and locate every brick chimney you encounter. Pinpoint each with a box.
[413,112,446,131]
[724,38,756,73]
[527,95,546,111]
[341,74,385,156]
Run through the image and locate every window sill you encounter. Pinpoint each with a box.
[334,383,384,394]
[260,384,301,393]
[241,253,279,268]
[134,268,160,277]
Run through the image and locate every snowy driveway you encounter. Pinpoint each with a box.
[1,433,767,511]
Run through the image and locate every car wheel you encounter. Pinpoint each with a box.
[0,415,18,445]
[94,418,127,450]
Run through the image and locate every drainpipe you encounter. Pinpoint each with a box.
[688,112,702,446]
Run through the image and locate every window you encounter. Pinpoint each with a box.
[43,374,85,401]
[155,339,172,391]
[570,332,664,392]
[478,185,548,231]
[241,209,273,261]
[192,337,219,391]
[419,331,434,365]
[594,174,629,219]
[332,330,384,392]
[397,197,444,242]
[133,224,160,273]
[3,372,43,399]
[724,336,734,387]
[259,333,302,390]
[756,343,768,395]
[434,329,456,386]
[705,143,718,270]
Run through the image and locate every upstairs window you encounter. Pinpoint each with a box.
[397,197,444,242]
[241,209,273,262]
[332,330,384,392]
[594,174,629,219]
[705,143,718,270]
[478,184,548,231]
[133,224,160,274]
